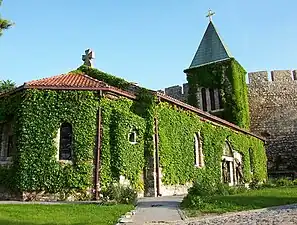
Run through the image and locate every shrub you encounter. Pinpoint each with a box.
[293,179,297,186]
[181,177,248,209]
[275,178,293,187]
[101,182,137,205]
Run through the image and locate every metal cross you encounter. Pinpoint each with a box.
[82,49,95,67]
[206,9,215,22]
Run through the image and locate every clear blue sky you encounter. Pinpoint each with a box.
[1,1,297,90]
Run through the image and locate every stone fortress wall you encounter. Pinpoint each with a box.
[248,69,297,174]
[164,69,297,176]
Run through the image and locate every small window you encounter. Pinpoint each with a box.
[128,130,137,144]
[201,88,207,111]
[209,88,215,110]
[59,123,73,160]
[194,133,204,167]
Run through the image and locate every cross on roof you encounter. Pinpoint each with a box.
[206,9,215,22]
[82,49,95,67]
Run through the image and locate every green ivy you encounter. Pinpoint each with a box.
[187,58,250,129]
[17,90,99,194]
[99,97,146,191]
[76,65,131,90]
[157,102,267,185]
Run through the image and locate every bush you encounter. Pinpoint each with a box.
[101,182,137,204]
[275,178,293,187]
[181,177,248,209]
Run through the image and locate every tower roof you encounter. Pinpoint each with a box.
[187,21,232,70]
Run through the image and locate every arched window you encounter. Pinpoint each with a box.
[194,133,204,167]
[128,129,137,144]
[209,88,215,110]
[59,123,73,160]
[201,88,207,111]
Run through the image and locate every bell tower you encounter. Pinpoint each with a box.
[184,11,250,129]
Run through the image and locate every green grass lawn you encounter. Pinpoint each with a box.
[183,187,297,217]
[0,203,134,225]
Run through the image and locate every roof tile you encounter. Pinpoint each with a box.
[25,73,109,89]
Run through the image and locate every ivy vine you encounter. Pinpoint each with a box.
[187,58,250,129]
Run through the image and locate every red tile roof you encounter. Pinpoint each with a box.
[22,72,136,99]
[25,72,108,89]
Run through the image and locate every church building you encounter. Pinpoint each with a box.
[0,12,267,200]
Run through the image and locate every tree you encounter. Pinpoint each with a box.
[0,80,16,93]
[0,0,13,36]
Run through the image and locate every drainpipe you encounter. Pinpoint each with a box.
[154,117,161,196]
[95,90,103,200]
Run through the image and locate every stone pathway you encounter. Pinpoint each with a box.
[125,196,184,225]
[144,204,297,225]
[184,204,297,225]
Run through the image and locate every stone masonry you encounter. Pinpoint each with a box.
[248,70,297,175]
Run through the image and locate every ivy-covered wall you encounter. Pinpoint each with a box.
[99,97,146,191]
[17,90,99,196]
[157,102,267,186]
[186,58,250,129]
[0,89,148,198]
[0,93,22,192]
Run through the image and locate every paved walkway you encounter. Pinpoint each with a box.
[129,196,184,224]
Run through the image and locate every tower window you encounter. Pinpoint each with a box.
[209,88,215,110]
[201,88,207,111]
[59,123,73,160]
[194,133,204,167]
[218,90,223,109]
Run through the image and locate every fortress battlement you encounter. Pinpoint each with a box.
[248,70,297,85]
[164,83,189,102]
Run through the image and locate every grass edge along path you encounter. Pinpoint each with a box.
[182,187,297,217]
[0,203,134,225]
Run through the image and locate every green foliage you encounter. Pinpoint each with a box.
[157,102,267,187]
[0,0,14,36]
[275,178,293,187]
[99,97,146,190]
[0,89,147,198]
[102,182,137,204]
[187,58,250,129]
[16,90,99,196]
[76,65,131,90]
[0,80,16,93]
[181,176,248,209]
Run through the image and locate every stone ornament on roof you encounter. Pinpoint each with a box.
[82,49,95,67]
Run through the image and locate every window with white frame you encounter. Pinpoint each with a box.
[59,123,73,161]
[128,129,137,144]
[194,133,204,167]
